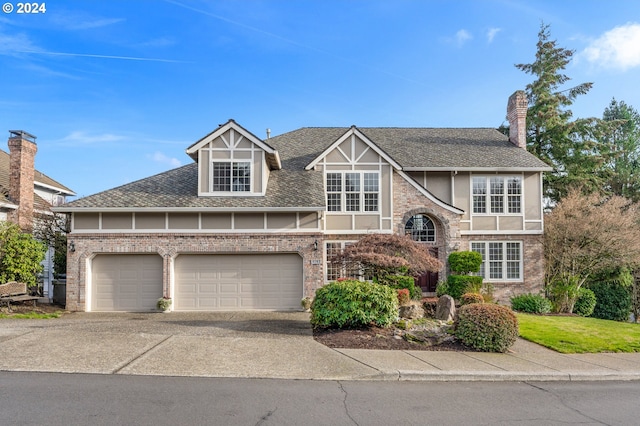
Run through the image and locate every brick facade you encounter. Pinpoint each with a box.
[66,232,323,311]
[392,173,462,276]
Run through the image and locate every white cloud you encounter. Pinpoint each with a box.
[455,29,472,47]
[58,131,126,146]
[582,23,640,71]
[50,13,125,31]
[0,32,40,55]
[150,151,182,168]
[487,27,501,43]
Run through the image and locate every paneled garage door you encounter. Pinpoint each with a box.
[92,254,163,312]
[174,254,303,311]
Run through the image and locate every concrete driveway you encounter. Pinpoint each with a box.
[0,312,379,380]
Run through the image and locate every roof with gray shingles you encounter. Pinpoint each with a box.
[60,126,550,210]
[0,149,74,210]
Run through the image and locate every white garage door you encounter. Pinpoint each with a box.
[92,254,163,312]
[174,254,303,311]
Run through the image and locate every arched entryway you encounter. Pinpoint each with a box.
[404,213,440,293]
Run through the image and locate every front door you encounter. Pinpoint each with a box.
[416,247,439,293]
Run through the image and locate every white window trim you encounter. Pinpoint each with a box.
[471,175,523,216]
[324,240,357,282]
[210,160,253,194]
[325,171,380,213]
[471,241,523,282]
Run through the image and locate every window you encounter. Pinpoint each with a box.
[212,161,250,192]
[471,241,522,281]
[325,172,379,212]
[472,176,522,214]
[405,214,436,242]
[325,241,360,282]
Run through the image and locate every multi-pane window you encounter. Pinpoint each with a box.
[326,173,342,211]
[325,241,360,282]
[326,172,379,212]
[471,241,522,281]
[405,214,436,242]
[212,161,250,192]
[472,176,522,214]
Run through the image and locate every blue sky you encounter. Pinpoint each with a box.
[2,0,640,198]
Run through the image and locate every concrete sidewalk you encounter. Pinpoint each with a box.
[1,311,640,381]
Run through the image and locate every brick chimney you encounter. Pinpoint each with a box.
[507,90,528,149]
[8,130,37,231]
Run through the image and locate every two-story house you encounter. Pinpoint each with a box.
[55,91,551,312]
[1,130,76,300]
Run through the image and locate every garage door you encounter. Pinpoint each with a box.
[174,254,303,311]
[92,254,163,312]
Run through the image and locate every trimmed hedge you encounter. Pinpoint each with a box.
[376,275,421,300]
[448,251,482,274]
[455,304,519,353]
[460,292,484,306]
[310,280,398,328]
[510,293,552,314]
[588,282,632,322]
[573,287,596,317]
[445,275,483,300]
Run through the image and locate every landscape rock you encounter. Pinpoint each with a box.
[399,303,424,319]
[435,295,456,321]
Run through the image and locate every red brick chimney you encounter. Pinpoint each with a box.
[8,130,37,231]
[507,90,528,149]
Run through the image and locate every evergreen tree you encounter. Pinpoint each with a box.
[600,98,640,201]
[515,23,611,203]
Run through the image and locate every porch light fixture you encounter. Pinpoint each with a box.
[313,240,318,251]
[69,241,76,252]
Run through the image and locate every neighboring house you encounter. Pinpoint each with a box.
[55,91,552,312]
[0,130,76,299]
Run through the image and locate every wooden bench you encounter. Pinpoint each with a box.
[0,281,39,311]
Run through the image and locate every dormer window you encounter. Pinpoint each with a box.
[212,161,251,192]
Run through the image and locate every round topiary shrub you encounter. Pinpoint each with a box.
[460,292,484,306]
[454,304,519,353]
[310,280,398,329]
[573,287,596,317]
[510,293,552,314]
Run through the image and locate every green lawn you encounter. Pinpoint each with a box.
[0,312,61,319]
[517,313,640,353]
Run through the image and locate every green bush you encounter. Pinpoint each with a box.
[588,282,632,322]
[446,275,483,300]
[448,251,483,274]
[435,281,449,297]
[455,304,519,353]
[310,280,398,328]
[510,293,552,314]
[460,292,484,306]
[377,274,421,300]
[573,287,596,317]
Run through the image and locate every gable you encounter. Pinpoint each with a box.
[185,120,282,196]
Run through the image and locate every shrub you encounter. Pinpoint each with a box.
[547,274,581,313]
[446,275,483,300]
[588,281,632,322]
[310,280,398,328]
[448,251,482,274]
[397,288,411,306]
[460,292,484,306]
[573,288,596,317]
[455,304,519,353]
[377,274,421,300]
[510,293,552,314]
[435,281,449,298]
